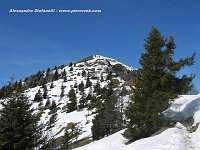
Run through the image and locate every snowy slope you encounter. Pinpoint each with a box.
[21,55,134,141]
[76,94,200,150]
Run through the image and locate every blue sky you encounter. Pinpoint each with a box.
[0,0,200,90]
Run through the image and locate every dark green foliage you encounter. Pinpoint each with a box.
[61,64,65,69]
[50,82,54,89]
[46,68,50,74]
[67,88,77,112]
[60,84,65,98]
[34,89,43,102]
[78,81,85,93]
[69,67,73,71]
[86,76,92,88]
[61,130,71,149]
[0,85,13,99]
[50,100,57,111]
[47,100,57,130]
[15,80,23,92]
[42,84,48,99]
[100,75,104,82]
[69,62,73,67]
[106,71,112,80]
[47,112,57,129]
[81,70,86,77]
[74,82,77,88]
[39,77,47,87]
[62,69,67,82]
[61,123,82,149]
[119,87,129,96]
[0,79,24,99]
[124,27,195,143]
[86,92,92,101]
[53,69,59,81]
[78,92,87,109]
[91,83,122,140]
[93,81,101,95]
[0,93,44,150]
[54,66,58,70]
[88,95,101,110]
[71,123,82,142]
[45,97,51,109]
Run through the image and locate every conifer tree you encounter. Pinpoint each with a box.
[67,88,77,112]
[46,68,50,75]
[81,70,86,77]
[47,112,57,129]
[60,83,65,98]
[53,69,59,81]
[50,82,54,89]
[94,81,101,95]
[124,27,195,143]
[34,89,43,102]
[69,67,73,72]
[0,92,44,150]
[78,81,85,93]
[42,84,48,99]
[91,83,122,140]
[50,100,57,111]
[45,97,51,109]
[69,62,73,67]
[61,130,71,149]
[74,82,77,88]
[86,76,92,88]
[62,69,67,80]
[106,71,112,80]
[78,91,87,109]
[100,75,104,82]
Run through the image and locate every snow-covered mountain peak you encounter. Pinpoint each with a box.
[10,54,136,148]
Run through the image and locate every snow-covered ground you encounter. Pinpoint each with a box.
[76,94,200,150]
[21,55,133,140]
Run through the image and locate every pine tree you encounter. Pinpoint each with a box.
[123,27,195,143]
[53,69,59,81]
[78,91,87,109]
[81,70,86,77]
[45,97,51,109]
[69,67,73,72]
[106,71,112,80]
[86,76,92,88]
[69,62,73,67]
[74,82,77,88]
[46,68,51,75]
[62,69,67,81]
[91,83,122,140]
[50,100,57,111]
[88,95,98,110]
[94,81,101,95]
[34,89,43,102]
[42,84,48,99]
[47,112,57,129]
[61,130,71,149]
[60,83,65,98]
[0,92,44,150]
[78,81,85,93]
[100,75,104,82]
[50,82,54,89]
[67,88,77,112]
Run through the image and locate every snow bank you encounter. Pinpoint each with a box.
[77,94,200,150]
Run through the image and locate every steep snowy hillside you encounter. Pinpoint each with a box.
[0,55,135,148]
[76,94,200,150]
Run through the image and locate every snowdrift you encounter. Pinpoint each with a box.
[76,94,200,150]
